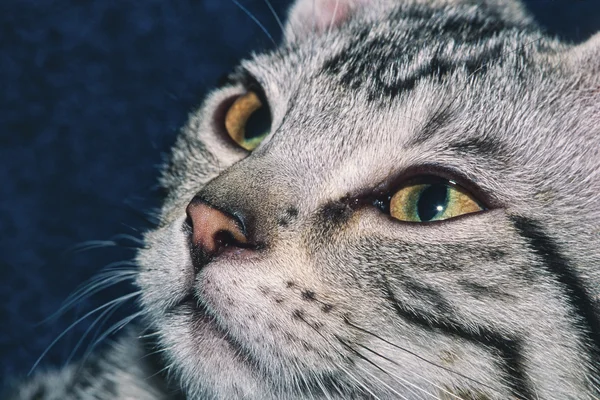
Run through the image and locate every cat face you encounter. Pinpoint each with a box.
[136,0,600,398]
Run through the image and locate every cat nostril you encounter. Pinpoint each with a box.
[213,230,242,250]
[185,198,248,257]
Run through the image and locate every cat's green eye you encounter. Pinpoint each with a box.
[389,181,483,222]
[224,91,271,151]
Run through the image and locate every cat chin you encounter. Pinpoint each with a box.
[157,321,257,397]
[154,305,329,399]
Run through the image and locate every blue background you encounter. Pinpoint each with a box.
[2,0,600,387]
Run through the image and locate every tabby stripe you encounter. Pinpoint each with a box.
[382,281,533,400]
[320,1,529,101]
[511,216,600,394]
[323,39,505,101]
[387,5,528,41]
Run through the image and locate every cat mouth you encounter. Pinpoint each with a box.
[179,293,261,368]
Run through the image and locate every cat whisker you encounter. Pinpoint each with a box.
[63,233,144,254]
[335,362,383,400]
[143,359,176,383]
[63,298,126,367]
[138,344,174,362]
[62,268,136,304]
[313,374,335,400]
[325,0,341,39]
[354,342,463,400]
[292,312,380,399]
[262,0,285,38]
[351,363,412,400]
[120,222,142,234]
[39,263,137,324]
[137,330,162,340]
[230,0,277,47]
[110,233,146,247]
[81,309,145,363]
[343,316,500,394]
[64,240,119,254]
[87,305,128,347]
[336,335,439,400]
[28,290,142,376]
[289,359,311,399]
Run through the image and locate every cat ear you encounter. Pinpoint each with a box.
[284,0,371,42]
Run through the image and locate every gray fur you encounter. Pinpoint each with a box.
[14,0,600,398]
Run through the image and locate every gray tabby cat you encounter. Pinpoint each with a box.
[10,0,600,398]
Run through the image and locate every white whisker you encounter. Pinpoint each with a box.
[337,336,435,399]
[82,310,145,362]
[291,358,317,400]
[110,233,145,246]
[262,0,285,37]
[64,299,125,366]
[345,317,497,393]
[230,0,276,46]
[353,364,412,400]
[326,0,341,39]
[39,266,137,323]
[313,373,335,400]
[65,240,118,254]
[356,342,458,400]
[28,290,141,376]
[335,363,383,400]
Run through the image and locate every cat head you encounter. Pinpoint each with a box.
[136,0,600,398]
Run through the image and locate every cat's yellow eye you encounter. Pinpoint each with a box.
[389,181,483,222]
[224,91,271,151]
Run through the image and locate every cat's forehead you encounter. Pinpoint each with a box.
[246,2,548,99]
[243,6,558,150]
[241,29,554,176]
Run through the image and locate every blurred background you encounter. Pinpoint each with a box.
[1,0,599,387]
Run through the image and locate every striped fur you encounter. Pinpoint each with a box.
[11,0,600,399]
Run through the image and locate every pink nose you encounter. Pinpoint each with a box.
[185,199,248,257]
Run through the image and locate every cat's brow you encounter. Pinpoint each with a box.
[409,107,453,146]
[409,109,510,161]
[446,136,510,161]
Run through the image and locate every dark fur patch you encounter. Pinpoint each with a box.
[320,201,352,226]
[402,279,453,314]
[321,304,333,313]
[383,281,533,399]
[410,106,454,145]
[448,136,509,160]
[457,280,516,300]
[321,3,516,102]
[511,216,600,394]
[302,290,316,301]
[278,206,299,227]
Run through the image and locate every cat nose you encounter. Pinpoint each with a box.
[186,197,248,257]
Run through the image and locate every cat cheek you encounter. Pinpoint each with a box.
[137,216,195,313]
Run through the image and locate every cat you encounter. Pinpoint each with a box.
[8,0,600,398]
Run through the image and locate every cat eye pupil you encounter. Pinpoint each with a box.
[244,101,271,140]
[417,184,448,222]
